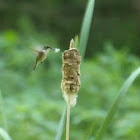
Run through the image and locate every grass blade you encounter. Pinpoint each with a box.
[79,0,95,58]
[0,90,8,131]
[94,67,140,140]
[0,128,12,140]
[74,35,79,50]
[55,107,66,140]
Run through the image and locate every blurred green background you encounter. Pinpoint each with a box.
[0,0,140,140]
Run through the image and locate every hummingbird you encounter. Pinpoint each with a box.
[32,45,60,70]
[33,46,53,70]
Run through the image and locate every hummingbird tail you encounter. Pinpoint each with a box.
[33,65,36,70]
[33,61,37,70]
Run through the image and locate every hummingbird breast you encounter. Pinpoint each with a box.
[37,49,51,63]
[37,52,46,62]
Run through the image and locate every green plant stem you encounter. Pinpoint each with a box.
[0,128,12,140]
[79,0,95,58]
[0,90,8,131]
[94,67,140,140]
[55,107,66,140]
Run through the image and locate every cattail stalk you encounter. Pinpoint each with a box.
[61,39,81,140]
[66,95,70,140]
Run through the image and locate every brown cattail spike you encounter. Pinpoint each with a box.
[61,39,81,107]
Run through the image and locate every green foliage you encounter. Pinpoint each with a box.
[0,27,140,140]
[94,67,140,140]
[0,0,139,56]
[0,1,140,140]
[0,91,7,131]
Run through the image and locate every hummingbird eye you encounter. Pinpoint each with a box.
[43,46,50,50]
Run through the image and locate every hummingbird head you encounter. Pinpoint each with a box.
[43,46,53,50]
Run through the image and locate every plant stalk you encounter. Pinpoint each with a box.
[66,95,70,140]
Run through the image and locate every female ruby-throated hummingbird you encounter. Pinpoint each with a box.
[33,46,60,70]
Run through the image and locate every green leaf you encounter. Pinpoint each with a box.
[0,128,12,140]
[94,67,140,140]
[0,90,8,131]
[79,0,95,58]
[74,35,79,50]
[55,107,66,140]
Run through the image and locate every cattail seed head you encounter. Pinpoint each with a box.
[61,39,81,107]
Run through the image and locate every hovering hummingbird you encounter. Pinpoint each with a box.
[32,46,60,70]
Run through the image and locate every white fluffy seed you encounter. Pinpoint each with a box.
[54,48,60,53]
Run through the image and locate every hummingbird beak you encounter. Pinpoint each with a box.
[50,47,54,50]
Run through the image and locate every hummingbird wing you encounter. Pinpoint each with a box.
[31,48,42,56]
